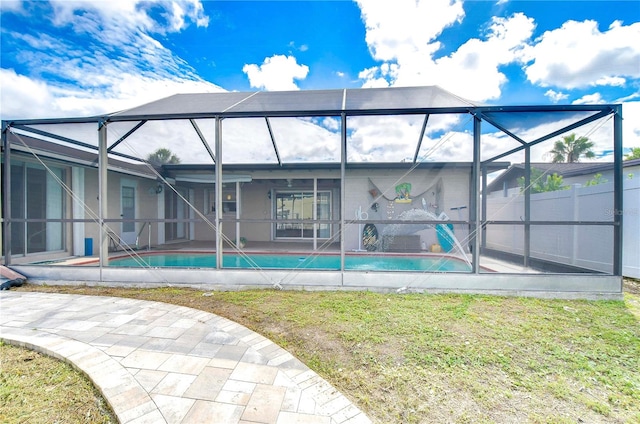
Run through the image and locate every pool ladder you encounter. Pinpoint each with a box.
[136,222,152,251]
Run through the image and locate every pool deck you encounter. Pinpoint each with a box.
[0,291,372,424]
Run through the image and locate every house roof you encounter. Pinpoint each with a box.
[7,130,511,183]
[485,159,640,193]
[7,131,158,179]
[161,161,511,183]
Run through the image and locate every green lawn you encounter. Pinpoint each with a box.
[12,283,639,424]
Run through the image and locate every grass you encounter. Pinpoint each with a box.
[2,280,639,424]
[0,342,117,423]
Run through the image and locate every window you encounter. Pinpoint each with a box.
[9,160,65,255]
[274,191,331,239]
[206,187,237,214]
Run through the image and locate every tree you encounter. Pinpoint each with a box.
[518,168,569,194]
[548,133,595,163]
[585,173,607,186]
[625,147,640,161]
[147,148,181,166]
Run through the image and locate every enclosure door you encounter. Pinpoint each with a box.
[120,182,137,245]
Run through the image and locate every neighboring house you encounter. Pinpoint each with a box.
[485,159,640,197]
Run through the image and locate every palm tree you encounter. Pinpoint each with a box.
[147,148,181,166]
[625,147,640,161]
[548,133,595,163]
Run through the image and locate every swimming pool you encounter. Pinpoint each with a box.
[106,252,472,272]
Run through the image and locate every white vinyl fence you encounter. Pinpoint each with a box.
[485,178,639,278]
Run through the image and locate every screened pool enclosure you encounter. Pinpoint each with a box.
[1,86,624,297]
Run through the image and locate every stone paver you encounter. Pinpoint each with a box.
[0,291,372,424]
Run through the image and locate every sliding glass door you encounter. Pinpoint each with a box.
[165,186,189,241]
[9,160,64,255]
[274,191,331,239]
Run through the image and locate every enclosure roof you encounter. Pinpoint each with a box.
[108,86,479,120]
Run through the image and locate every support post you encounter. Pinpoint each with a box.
[613,105,623,276]
[235,181,240,247]
[313,177,318,251]
[471,115,481,273]
[524,147,531,268]
[215,117,223,269]
[2,123,11,265]
[98,121,109,268]
[481,166,487,250]
[340,113,347,276]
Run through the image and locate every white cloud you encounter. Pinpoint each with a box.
[345,114,474,162]
[623,102,640,150]
[3,0,637,166]
[356,0,536,102]
[352,2,640,163]
[616,92,640,103]
[0,69,59,118]
[357,0,465,62]
[572,93,605,105]
[545,89,569,103]
[1,66,222,120]
[594,76,626,87]
[522,20,640,89]
[0,1,23,13]
[0,0,219,120]
[425,13,535,100]
[243,55,309,91]
[321,117,340,131]
[48,0,208,37]
[288,41,308,52]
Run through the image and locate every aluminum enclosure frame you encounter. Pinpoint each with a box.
[1,86,624,297]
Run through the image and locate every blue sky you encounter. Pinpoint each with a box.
[1,0,639,161]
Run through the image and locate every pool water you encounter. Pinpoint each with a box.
[107,253,472,272]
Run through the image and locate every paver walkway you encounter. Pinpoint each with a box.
[0,292,371,424]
